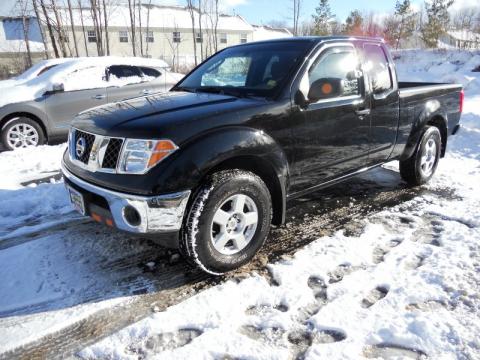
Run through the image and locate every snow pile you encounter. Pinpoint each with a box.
[0,144,71,235]
[0,144,65,190]
[393,49,480,93]
[78,50,480,360]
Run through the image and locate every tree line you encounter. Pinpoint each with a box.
[289,0,479,49]
[8,0,480,74]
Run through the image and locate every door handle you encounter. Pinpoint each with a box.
[141,89,151,95]
[92,94,106,100]
[355,109,371,119]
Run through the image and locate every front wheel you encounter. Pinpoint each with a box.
[400,126,442,186]
[180,170,272,275]
[1,117,45,150]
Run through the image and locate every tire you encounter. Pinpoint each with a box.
[400,126,442,186]
[180,169,272,275]
[1,117,45,150]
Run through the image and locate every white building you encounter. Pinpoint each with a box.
[440,30,480,50]
[0,5,292,74]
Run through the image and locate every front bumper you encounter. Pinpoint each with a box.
[61,162,191,234]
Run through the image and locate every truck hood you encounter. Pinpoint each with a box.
[72,91,266,141]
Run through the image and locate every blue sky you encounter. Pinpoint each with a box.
[0,0,476,24]
[218,0,420,24]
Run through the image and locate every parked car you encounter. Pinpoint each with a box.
[0,56,184,150]
[62,37,463,275]
[0,58,72,89]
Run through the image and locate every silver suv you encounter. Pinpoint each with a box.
[0,57,183,150]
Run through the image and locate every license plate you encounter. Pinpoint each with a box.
[67,185,86,216]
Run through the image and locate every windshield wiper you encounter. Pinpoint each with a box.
[172,86,196,93]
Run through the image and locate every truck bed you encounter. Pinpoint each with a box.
[398,82,462,98]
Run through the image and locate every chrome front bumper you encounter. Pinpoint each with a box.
[61,162,191,234]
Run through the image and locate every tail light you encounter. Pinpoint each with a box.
[459,90,464,113]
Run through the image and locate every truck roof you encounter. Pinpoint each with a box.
[236,35,385,47]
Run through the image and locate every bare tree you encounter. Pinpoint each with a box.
[32,0,50,58]
[16,0,33,67]
[77,0,89,56]
[66,0,79,56]
[292,0,302,36]
[212,0,219,53]
[137,0,144,56]
[198,0,204,61]
[102,0,110,55]
[145,0,152,56]
[127,0,136,56]
[51,0,68,57]
[452,7,476,31]
[40,0,59,57]
[89,0,104,55]
[186,0,198,65]
[166,23,181,72]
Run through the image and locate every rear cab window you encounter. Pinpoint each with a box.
[363,44,393,96]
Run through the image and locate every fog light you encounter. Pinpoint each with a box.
[123,206,141,227]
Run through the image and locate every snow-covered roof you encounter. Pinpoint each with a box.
[0,17,45,53]
[447,30,480,43]
[56,4,253,32]
[252,25,293,41]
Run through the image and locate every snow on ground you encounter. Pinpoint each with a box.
[77,50,480,359]
[0,49,479,359]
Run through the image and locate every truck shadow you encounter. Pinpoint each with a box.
[0,166,457,321]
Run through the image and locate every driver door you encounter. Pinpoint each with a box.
[289,43,371,194]
[45,66,108,133]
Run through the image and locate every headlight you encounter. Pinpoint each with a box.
[118,139,178,174]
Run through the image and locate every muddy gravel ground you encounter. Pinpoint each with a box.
[0,167,457,360]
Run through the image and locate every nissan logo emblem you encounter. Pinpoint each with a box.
[76,137,87,158]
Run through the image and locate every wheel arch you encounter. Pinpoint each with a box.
[204,155,287,225]
[426,115,448,157]
[1,112,48,142]
[400,112,448,161]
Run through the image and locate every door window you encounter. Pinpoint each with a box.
[308,46,361,99]
[61,66,107,92]
[108,65,144,86]
[139,67,161,79]
[363,44,393,95]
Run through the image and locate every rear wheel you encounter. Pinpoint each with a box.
[1,117,45,150]
[400,126,441,186]
[180,170,272,275]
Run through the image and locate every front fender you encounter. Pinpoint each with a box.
[400,99,448,161]
[151,126,289,194]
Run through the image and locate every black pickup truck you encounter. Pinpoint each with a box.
[62,36,463,275]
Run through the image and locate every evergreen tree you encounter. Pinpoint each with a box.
[384,0,417,49]
[312,0,333,35]
[344,10,363,35]
[421,0,454,48]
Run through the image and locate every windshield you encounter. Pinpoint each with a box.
[175,41,314,98]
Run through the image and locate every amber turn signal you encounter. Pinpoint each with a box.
[147,140,178,168]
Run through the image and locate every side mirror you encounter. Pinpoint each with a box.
[51,82,65,93]
[308,78,344,102]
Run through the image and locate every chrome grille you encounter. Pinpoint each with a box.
[102,138,123,169]
[68,128,124,173]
